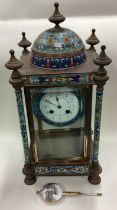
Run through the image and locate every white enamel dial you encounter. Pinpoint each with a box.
[39,88,80,125]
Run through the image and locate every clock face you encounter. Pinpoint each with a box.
[32,87,84,127]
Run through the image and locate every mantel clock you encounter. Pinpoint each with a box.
[5,3,112,185]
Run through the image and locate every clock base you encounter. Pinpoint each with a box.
[24,176,36,185]
[88,161,102,185]
[88,175,101,185]
[22,164,36,185]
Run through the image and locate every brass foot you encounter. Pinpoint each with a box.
[22,163,36,185]
[88,161,102,185]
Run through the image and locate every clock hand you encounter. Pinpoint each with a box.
[43,99,58,107]
[56,96,60,106]
[56,96,62,109]
[56,96,59,102]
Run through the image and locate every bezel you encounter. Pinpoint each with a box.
[32,88,85,127]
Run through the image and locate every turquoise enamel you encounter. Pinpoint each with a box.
[15,90,30,164]
[93,88,103,161]
[31,28,86,69]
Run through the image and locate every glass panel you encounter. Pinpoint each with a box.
[35,129,85,160]
[30,86,86,161]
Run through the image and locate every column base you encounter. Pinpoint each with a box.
[22,163,36,185]
[88,161,102,185]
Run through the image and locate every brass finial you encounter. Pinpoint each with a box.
[93,45,112,87]
[94,45,112,67]
[86,29,100,51]
[5,49,23,70]
[18,32,32,54]
[49,2,66,28]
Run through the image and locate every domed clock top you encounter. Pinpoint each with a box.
[32,29,85,55]
[31,2,86,70]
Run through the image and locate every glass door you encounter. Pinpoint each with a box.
[30,86,88,162]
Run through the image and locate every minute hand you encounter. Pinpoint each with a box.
[43,99,58,107]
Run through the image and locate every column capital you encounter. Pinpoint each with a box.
[9,70,25,90]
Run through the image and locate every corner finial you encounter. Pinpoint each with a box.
[5,49,23,70]
[86,28,100,51]
[5,50,24,89]
[94,45,112,67]
[93,45,112,87]
[49,2,66,28]
[18,32,32,54]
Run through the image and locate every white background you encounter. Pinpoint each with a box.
[0,1,117,210]
[0,0,117,19]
